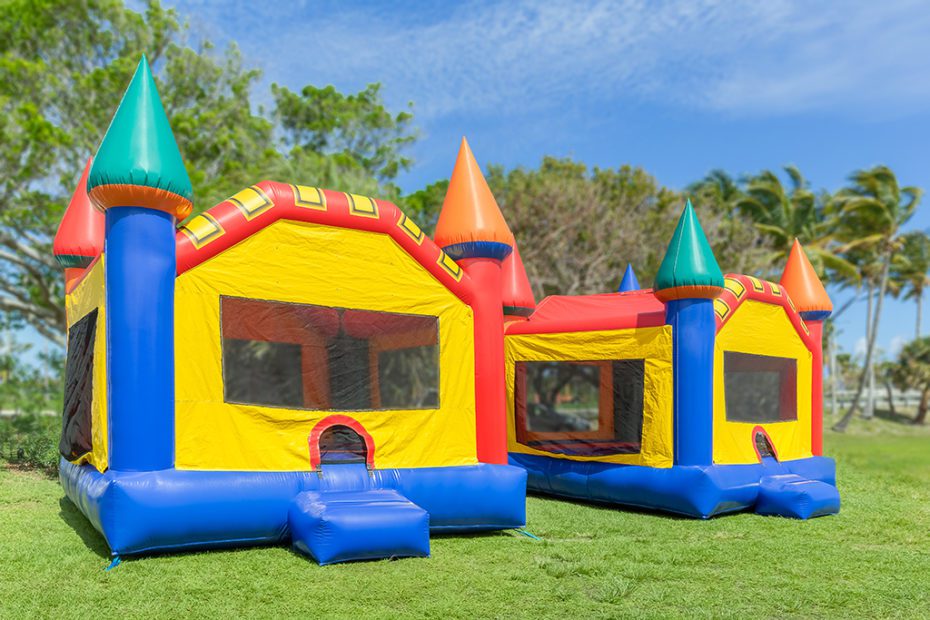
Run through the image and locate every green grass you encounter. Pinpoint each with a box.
[1,421,928,619]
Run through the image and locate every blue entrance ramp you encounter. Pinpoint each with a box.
[755,457,840,519]
[288,487,430,565]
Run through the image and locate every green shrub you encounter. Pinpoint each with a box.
[0,414,61,474]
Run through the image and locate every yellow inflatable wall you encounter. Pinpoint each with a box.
[174,220,478,471]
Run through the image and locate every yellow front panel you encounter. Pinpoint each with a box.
[714,300,812,464]
[174,220,477,471]
[505,326,674,467]
[64,258,108,472]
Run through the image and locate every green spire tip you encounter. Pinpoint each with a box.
[654,198,724,299]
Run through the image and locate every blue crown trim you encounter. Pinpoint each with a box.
[800,309,831,321]
[442,241,512,261]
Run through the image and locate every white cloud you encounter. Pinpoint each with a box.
[889,335,907,358]
[169,0,930,119]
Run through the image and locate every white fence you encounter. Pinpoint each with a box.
[830,389,922,409]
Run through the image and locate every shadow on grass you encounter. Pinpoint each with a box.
[872,407,919,425]
[526,490,697,521]
[58,497,109,559]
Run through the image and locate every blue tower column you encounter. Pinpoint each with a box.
[86,56,193,472]
[666,298,716,466]
[105,208,177,471]
[654,199,725,467]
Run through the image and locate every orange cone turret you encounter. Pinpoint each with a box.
[434,137,514,260]
[502,244,536,319]
[780,239,832,321]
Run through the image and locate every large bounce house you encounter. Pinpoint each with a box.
[55,59,526,565]
[56,58,839,566]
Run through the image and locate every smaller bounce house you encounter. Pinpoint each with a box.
[56,58,526,565]
[504,213,841,519]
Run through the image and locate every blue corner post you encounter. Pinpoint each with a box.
[654,200,724,467]
[88,57,193,472]
[105,208,177,471]
[666,299,716,465]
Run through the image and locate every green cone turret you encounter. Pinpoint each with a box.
[654,199,724,301]
[87,56,192,220]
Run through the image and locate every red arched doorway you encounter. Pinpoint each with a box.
[308,415,376,470]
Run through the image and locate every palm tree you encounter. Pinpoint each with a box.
[833,166,923,431]
[891,231,930,339]
[736,166,857,281]
[890,337,930,425]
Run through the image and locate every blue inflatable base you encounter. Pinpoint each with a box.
[60,459,526,562]
[510,453,839,519]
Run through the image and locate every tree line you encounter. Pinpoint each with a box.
[1,0,928,426]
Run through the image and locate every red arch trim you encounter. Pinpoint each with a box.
[307,415,376,470]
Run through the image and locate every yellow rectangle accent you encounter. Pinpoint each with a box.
[714,298,731,320]
[505,326,674,467]
[747,276,764,292]
[437,251,463,281]
[724,277,746,299]
[179,213,224,249]
[229,185,274,220]
[714,300,813,464]
[65,257,108,472]
[174,221,477,471]
[397,213,425,244]
[346,193,379,218]
[292,184,326,210]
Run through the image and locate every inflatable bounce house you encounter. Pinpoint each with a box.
[56,58,839,566]
[55,58,526,565]
[504,217,841,519]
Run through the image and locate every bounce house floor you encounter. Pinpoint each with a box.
[510,453,840,519]
[60,459,527,564]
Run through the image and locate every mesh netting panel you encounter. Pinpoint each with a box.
[724,351,797,423]
[221,297,439,411]
[514,359,644,456]
[59,309,97,460]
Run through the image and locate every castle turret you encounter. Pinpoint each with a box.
[87,56,192,472]
[54,157,104,293]
[502,244,536,321]
[780,239,832,456]
[618,263,640,292]
[655,199,724,466]
[435,138,514,465]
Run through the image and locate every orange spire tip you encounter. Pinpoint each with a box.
[780,239,832,320]
[54,157,105,269]
[434,137,514,260]
[502,244,536,317]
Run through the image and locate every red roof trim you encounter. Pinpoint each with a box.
[715,274,815,353]
[175,181,475,304]
[506,290,666,335]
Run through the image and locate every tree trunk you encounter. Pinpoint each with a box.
[865,281,875,419]
[916,291,923,340]
[914,387,929,425]
[883,381,896,416]
[835,257,891,431]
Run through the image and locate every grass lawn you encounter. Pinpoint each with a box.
[1,420,928,619]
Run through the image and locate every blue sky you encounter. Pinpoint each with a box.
[154,1,930,357]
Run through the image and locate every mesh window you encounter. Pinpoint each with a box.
[221,297,439,411]
[514,359,645,456]
[724,351,797,423]
[59,309,97,460]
